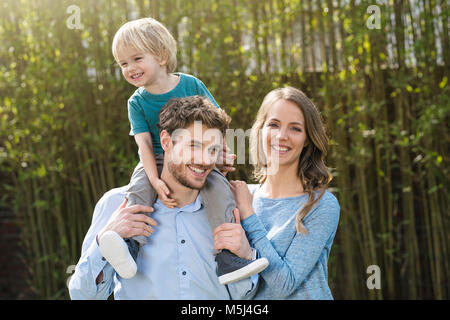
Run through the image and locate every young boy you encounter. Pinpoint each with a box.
[98,17,268,285]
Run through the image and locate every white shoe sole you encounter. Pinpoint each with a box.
[99,231,137,279]
[218,257,269,285]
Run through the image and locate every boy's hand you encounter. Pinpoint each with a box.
[153,178,177,208]
[216,144,236,176]
[229,180,254,220]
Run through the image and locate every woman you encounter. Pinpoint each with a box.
[213,87,340,299]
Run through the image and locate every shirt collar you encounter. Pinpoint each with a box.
[178,193,204,213]
[155,193,204,213]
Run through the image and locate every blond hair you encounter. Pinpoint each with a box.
[112,17,177,73]
[250,87,332,234]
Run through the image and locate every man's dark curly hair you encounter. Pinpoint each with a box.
[158,96,231,136]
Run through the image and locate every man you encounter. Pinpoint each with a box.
[69,96,258,299]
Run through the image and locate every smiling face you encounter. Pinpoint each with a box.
[163,122,223,190]
[115,45,167,88]
[261,99,308,172]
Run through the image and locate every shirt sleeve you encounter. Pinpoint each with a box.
[195,78,220,108]
[241,195,340,298]
[225,247,260,300]
[128,98,150,136]
[68,188,127,299]
[68,238,115,300]
[226,274,259,300]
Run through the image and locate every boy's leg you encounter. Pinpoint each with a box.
[99,154,164,279]
[200,169,269,285]
[200,168,236,236]
[124,154,164,246]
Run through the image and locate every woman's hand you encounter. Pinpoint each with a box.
[213,208,253,260]
[229,180,254,220]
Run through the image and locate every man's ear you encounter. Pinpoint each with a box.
[160,130,172,152]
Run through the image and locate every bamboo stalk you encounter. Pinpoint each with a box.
[324,0,359,299]
[336,0,371,299]
[326,0,337,72]
[300,0,308,72]
[317,0,328,71]
[418,162,439,298]
[307,0,317,87]
[277,0,287,73]
[251,0,262,74]
[15,170,41,297]
[31,176,51,298]
[427,170,443,299]
[260,1,271,73]
[368,30,397,298]
[439,0,450,67]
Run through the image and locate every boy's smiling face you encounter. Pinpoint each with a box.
[116,46,167,89]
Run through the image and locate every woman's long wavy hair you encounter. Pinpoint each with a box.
[249,87,332,234]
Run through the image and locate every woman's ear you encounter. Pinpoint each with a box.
[160,130,172,152]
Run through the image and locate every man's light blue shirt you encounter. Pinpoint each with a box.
[69,186,257,300]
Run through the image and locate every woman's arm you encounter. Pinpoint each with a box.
[241,196,340,298]
[229,181,340,298]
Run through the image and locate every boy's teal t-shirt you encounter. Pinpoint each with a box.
[127,73,219,155]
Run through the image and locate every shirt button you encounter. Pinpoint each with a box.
[182,271,187,276]
[181,239,185,244]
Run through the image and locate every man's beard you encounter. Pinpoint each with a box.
[167,159,213,190]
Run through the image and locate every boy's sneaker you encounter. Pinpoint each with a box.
[99,230,137,279]
[215,250,269,285]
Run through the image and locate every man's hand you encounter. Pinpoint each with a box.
[97,198,157,243]
[152,178,177,208]
[216,144,236,176]
[213,208,253,260]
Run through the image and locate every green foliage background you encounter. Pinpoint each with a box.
[0,0,448,299]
